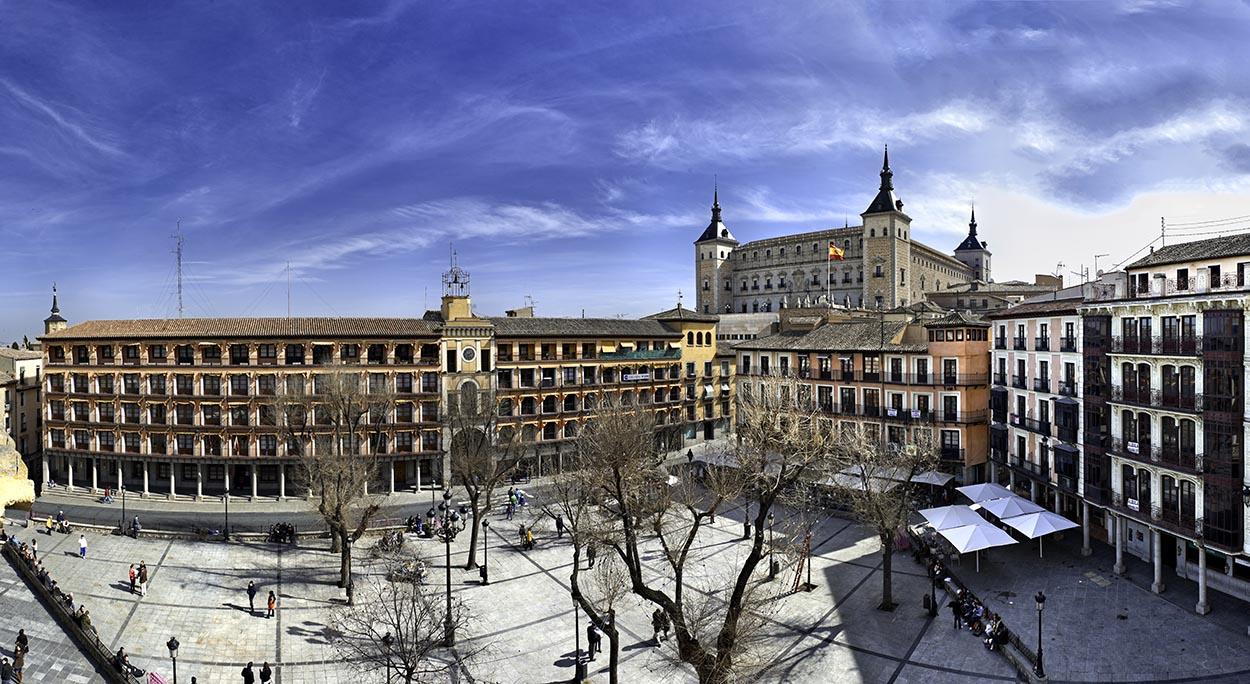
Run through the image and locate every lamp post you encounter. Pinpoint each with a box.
[223,485,231,541]
[928,561,939,617]
[382,631,393,683]
[166,636,179,684]
[435,489,459,646]
[767,512,776,580]
[742,496,751,540]
[1034,591,1046,678]
[120,482,127,536]
[571,586,586,683]
[481,519,490,585]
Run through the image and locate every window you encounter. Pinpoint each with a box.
[230,375,249,396]
[285,344,305,364]
[230,344,250,365]
[874,264,884,277]
[149,345,166,362]
[1176,268,1189,291]
[258,344,277,364]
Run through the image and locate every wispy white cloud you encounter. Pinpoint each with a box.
[0,78,124,158]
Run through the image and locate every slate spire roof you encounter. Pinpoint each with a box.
[695,182,737,244]
[862,146,905,216]
[44,284,66,325]
[956,204,987,252]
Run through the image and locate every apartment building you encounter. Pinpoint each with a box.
[732,308,990,480]
[0,347,42,461]
[36,265,732,500]
[1080,233,1250,611]
[989,297,1085,525]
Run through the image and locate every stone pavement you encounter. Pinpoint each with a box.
[5,497,1250,683]
[0,520,105,684]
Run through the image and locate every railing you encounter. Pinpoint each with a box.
[1035,336,1050,351]
[1009,413,1050,435]
[994,336,1007,350]
[1111,335,1202,356]
[1011,374,1027,389]
[1057,425,1078,444]
[1124,273,1250,300]
[939,447,966,462]
[1111,385,1203,412]
[1012,337,1027,350]
[992,372,1006,386]
[1057,381,1077,397]
[1059,337,1078,352]
[1010,452,1049,478]
[1033,377,1050,393]
[1111,437,1154,464]
[1057,473,1079,492]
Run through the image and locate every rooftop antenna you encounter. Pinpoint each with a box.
[172,221,184,318]
[1160,217,1166,247]
[677,290,683,308]
[1093,253,1110,278]
[524,294,537,309]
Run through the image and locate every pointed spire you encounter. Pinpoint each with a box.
[879,145,894,192]
[968,202,978,237]
[50,282,59,314]
[711,177,722,223]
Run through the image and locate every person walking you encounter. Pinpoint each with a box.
[554,514,565,538]
[266,590,276,619]
[247,581,257,615]
[128,564,137,594]
[259,662,273,683]
[30,538,37,561]
[949,592,963,630]
[137,562,149,597]
[78,534,87,559]
[131,516,141,539]
[586,622,601,660]
[524,526,535,551]
[241,661,255,684]
[11,648,23,683]
[651,609,665,646]
[14,629,28,656]
[1,657,14,684]
[586,542,596,569]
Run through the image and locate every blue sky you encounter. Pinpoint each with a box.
[5,0,1250,342]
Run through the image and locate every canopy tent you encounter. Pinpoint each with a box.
[956,482,1015,504]
[1001,510,1078,557]
[911,471,956,486]
[976,496,1044,520]
[938,522,1017,571]
[918,505,985,530]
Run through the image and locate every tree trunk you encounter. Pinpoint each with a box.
[338,526,352,588]
[608,630,619,684]
[464,494,481,569]
[879,540,894,611]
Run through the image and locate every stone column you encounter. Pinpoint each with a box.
[1113,514,1126,575]
[389,460,396,495]
[224,465,231,499]
[196,462,203,500]
[1195,547,1210,614]
[1009,470,1016,490]
[42,457,50,489]
[1152,528,1166,594]
[117,460,123,493]
[279,465,286,501]
[416,459,422,491]
[168,462,175,499]
[1053,491,1062,514]
[91,458,99,493]
[142,461,150,497]
[251,465,258,500]
[66,457,74,491]
[1031,479,1040,503]
[989,461,997,483]
[1081,500,1092,556]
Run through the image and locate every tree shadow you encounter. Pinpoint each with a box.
[287,620,338,646]
[622,639,658,652]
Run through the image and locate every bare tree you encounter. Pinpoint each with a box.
[567,377,837,684]
[832,423,937,611]
[446,383,521,569]
[330,562,474,683]
[275,366,395,589]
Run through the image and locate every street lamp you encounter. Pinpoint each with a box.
[571,586,586,683]
[223,486,231,541]
[382,631,393,683]
[1034,591,1046,678]
[120,480,127,536]
[767,512,777,580]
[480,519,491,585]
[928,561,939,617]
[434,489,460,646]
[166,636,179,684]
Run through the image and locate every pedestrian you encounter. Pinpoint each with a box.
[505,501,514,520]
[586,622,601,659]
[554,514,565,538]
[1,657,13,684]
[14,629,28,656]
[259,661,273,683]
[267,590,276,619]
[586,542,596,569]
[524,526,535,550]
[30,538,37,560]
[11,649,22,683]
[659,611,671,641]
[138,562,149,597]
[241,661,256,684]
[78,534,87,558]
[517,524,526,546]
[131,516,141,539]
[44,518,53,536]
[247,580,257,615]
[651,608,665,646]
[129,564,137,594]
[949,592,963,630]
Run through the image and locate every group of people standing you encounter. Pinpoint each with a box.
[0,630,29,684]
[127,562,150,596]
[246,581,277,618]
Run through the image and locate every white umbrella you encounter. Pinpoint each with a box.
[956,482,1015,504]
[938,522,1016,571]
[911,471,955,486]
[978,496,1045,520]
[918,505,985,530]
[1001,511,1079,558]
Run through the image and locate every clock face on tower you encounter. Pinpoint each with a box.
[461,346,476,362]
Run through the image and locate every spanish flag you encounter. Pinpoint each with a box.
[828,242,845,261]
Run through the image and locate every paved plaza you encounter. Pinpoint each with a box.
[5,499,1250,683]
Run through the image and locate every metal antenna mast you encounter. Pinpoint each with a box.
[172,221,184,318]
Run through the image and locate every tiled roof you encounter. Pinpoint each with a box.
[925,311,990,328]
[40,317,441,340]
[488,317,680,338]
[0,348,41,360]
[988,297,1083,320]
[643,305,719,323]
[733,319,925,353]
[1127,232,1250,269]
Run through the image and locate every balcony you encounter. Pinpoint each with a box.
[1011,374,1027,390]
[940,410,988,424]
[1111,437,1153,465]
[1159,391,1202,412]
[994,336,1007,350]
[993,372,1007,386]
[1009,413,1051,436]
[1057,381,1077,397]
[1111,385,1203,413]
[1012,337,1027,351]
[1009,452,1049,479]
[990,447,1007,464]
[1056,424,1078,444]
[1111,335,1202,356]
[1035,337,1050,351]
[1159,446,1200,473]
[1033,377,1050,393]
[1082,430,1109,450]
[939,446,966,463]
[1059,337,1078,353]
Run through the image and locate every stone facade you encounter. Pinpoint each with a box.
[695,150,980,315]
